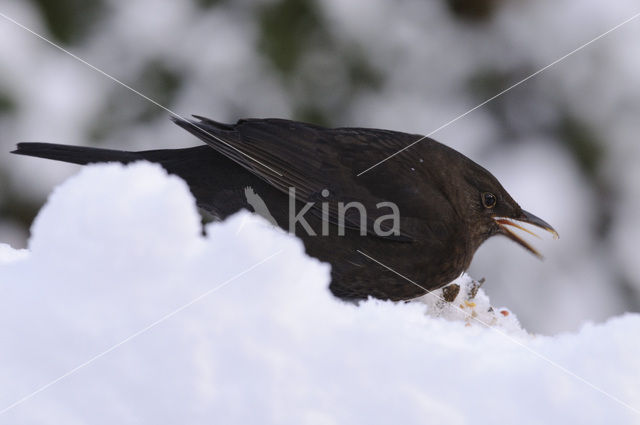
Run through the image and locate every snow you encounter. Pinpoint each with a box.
[1,163,639,424]
[2,0,640,334]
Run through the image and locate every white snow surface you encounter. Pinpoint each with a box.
[0,162,639,424]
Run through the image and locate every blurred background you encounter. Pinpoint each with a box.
[0,0,638,334]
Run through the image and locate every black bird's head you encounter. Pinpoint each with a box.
[459,161,559,259]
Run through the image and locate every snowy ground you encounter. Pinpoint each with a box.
[3,0,640,334]
[0,163,639,424]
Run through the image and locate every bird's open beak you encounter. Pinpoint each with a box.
[493,210,559,259]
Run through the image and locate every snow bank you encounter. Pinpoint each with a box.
[0,162,639,424]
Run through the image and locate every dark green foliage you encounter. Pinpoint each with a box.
[88,59,182,142]
[258,0,324,75]
[28,0,105,44]
[134,60,183,122]
[0,91,17,114]
[257,0,381,125]
[195,0,226,9]
[559,116,603,179]
[446,0,499,22]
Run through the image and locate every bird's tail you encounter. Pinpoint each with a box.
[11,143,139,165]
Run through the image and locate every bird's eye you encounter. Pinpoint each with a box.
[482,192,497,209]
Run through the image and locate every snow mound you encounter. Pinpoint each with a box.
[0,162,639,424]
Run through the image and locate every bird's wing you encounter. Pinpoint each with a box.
[172,116,448,242]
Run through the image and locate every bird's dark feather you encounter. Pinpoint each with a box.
[12,116,533,301]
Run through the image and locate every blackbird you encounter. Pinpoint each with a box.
[12,116,558,301]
